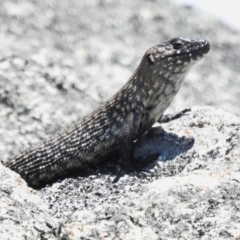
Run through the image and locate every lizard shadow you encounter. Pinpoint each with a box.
[133,126,194,168]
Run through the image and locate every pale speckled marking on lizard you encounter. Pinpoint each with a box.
[4,37,210,187]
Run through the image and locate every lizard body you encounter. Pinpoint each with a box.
[5,37,210,187]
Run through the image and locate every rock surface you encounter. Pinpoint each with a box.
[1,0,240,162]
[1,0,240,239]
[1,107,240,240]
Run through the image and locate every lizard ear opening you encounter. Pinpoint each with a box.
[146,47,156,64]
[148,54,155,63]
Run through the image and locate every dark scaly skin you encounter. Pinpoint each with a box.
[5,37,210,187]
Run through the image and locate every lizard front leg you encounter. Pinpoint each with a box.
[118,112,137,169]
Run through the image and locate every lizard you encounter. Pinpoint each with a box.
[4,37,210,187]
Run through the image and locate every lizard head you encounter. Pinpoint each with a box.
[134,37,210,116]
[145,37,210,74]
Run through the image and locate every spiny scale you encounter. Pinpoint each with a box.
[5,37,210,187]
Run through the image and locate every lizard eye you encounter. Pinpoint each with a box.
[172,41,184,50]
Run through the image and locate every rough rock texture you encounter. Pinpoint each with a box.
[1,0,240,239]
[1,0,240,162]
[1,107,240,240]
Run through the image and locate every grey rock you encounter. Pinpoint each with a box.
[1,0,240,162]
[1,0,240,239]
[1,107,240,240]
[0,163,59,240]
